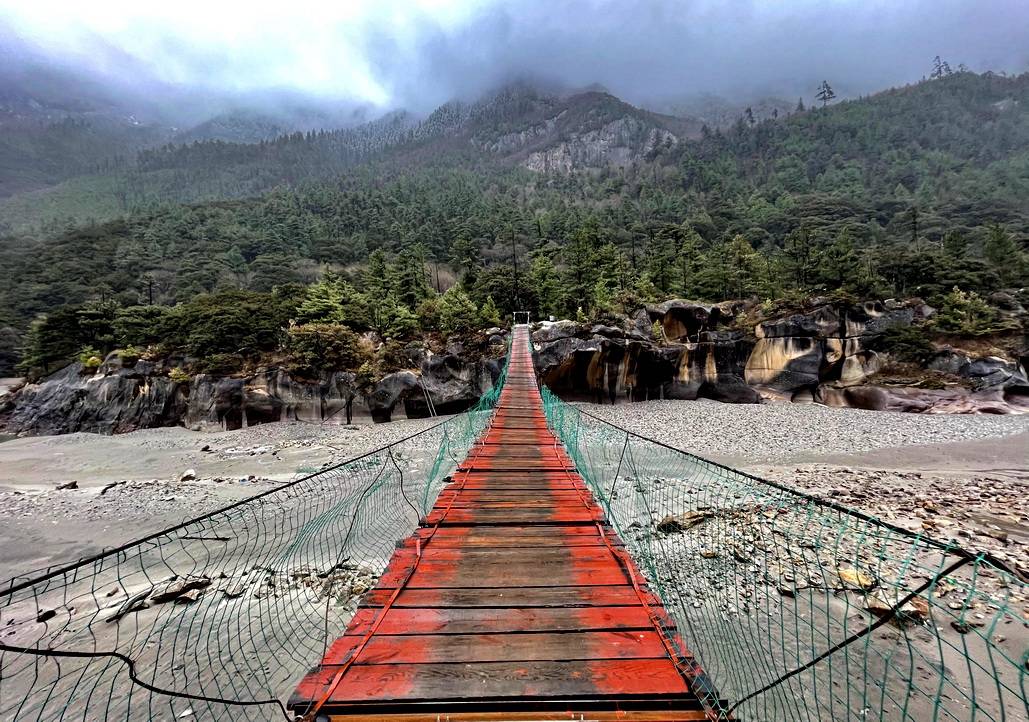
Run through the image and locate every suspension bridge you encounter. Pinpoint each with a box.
[0,324,1025,721]
[288,325,715,720]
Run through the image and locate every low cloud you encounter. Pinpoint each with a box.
[1,0,1026,117]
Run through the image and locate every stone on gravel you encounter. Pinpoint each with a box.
[838,567,876,591]
[105,590,150,623]
[150,576,211,603]
[656,510,712,533]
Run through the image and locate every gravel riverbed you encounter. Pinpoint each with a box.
[578,398,1029,465]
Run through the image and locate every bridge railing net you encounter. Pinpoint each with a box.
[541,389,1027,722]
[0,359,507,721]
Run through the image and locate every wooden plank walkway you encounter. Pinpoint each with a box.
[289,326,713,721]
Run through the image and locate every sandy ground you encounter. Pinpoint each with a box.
[579,400,1028,721]
[0,417,444,579]
[583,400,1029,578]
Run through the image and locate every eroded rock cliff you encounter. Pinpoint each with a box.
[4,348,504,434]
[4,297,1026,436]
[534,299,1028,414]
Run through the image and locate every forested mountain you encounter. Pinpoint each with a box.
[0,56,371,202]
[0,75,173,198]
[0,82,702,229]
[0,71,1026,377]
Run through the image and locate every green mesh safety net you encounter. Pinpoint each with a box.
[542,386,1027,722]
[0,355,508,721]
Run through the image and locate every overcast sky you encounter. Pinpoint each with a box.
[1,0,1027,115]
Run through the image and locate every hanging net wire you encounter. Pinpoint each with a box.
[541,388,1028,722]
[0,355,508,721]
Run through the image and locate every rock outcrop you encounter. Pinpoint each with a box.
[5,296,1027,436]
[5,347,506,434]
[4,360,188,435]
[184,368,361,431]
[533,299,1028,415]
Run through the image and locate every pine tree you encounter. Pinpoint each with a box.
[931,56,953,80]
[439,286,480,335]
[530,254,562,320]
[983,224,1024,286]
[389,245,432,309]
[816,80,836,107]
[943,230,967,259]
[479,295,501,327]
[296,278,347,324]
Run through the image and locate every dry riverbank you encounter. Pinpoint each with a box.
[2,401,1027,580]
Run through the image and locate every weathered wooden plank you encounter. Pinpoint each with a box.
[346,606,654,635]
[323,631,669,665]
[377,558,628,588]
[427,509,601,526]
[417,524,604,539]
[429,507,602,524]
[388,546,618,564]
[295,659,694,704]
[435,489,587,500]
[323,712,709,722]
[359,586,649,608]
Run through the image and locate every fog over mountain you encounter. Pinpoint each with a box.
[2,0,1027,124]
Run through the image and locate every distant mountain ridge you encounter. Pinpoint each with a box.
[0,80,709,226]
[1,72,1026,233]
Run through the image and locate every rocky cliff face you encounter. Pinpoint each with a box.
[457,85,696,173]
[521,117,677,173]
[534,300,1029,415]
[3,349,504,435]
[4,298,1026,436]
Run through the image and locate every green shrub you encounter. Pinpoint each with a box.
[192,353,244,375]
[284,322,365,373]
[876,325,936,364]
[115,345,142,365]
[930,287,999,336]
[168,367,191,383]
[416,298,441,330]
[78,346,103,369]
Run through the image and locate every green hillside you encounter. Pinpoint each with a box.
[1,72,1026,375]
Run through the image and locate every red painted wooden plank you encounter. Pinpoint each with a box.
[416,524,604,539]
[426,507,601,524]
[359,586,648,608]
[389,546,619,564]
[323,631,669,665]
[435,490,587,500]
[292,659,693,705]
[378,558,628,588]
[345,606,654,636]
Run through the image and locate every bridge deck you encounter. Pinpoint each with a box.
[289,326,711,721]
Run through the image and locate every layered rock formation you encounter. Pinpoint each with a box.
[4,297,1026,436]
[3,349,504,435]
[534,299,1028,414]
